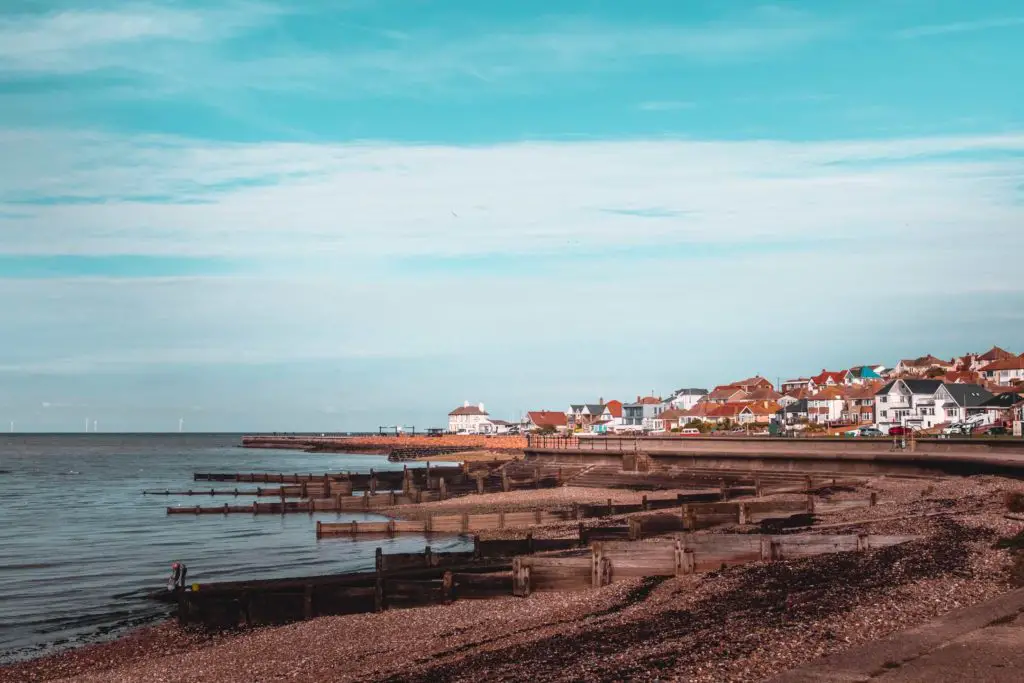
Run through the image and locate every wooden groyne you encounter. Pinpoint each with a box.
[512,533,920,594]
[240,434,528,455]
[169,529,917,629]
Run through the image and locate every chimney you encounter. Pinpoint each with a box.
[479,402,485,412]
[637,395,641,403]
[599,396,604,404]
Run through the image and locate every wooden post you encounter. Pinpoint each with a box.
[303,584,314,620]
[805,475,813,492]
[323,474,331,498]
[461,512,469,534]
[476,474,485,495]
[533,464,541,489]
[425,513,433,533]
[498,511,506,530]
[369,470,377,495]
[424,545,433,567]
[806,494,816,514]
[501,468,510,492]
[673,538,683,575]
[760,536,772,562]
[439,477,447,500]
[738,503,748,525]
[557,467,563,485]
[374,575,384,612]
[572,503,581,520]
[300,481,308,498]
[578,522,587,547]
[351,520,358,535]
[473,534,481,560]
[426,461,431,488]
[642,495,649,511]
[719,478,728,501]
[755,478,763,498]
[387,519,396,536]
[629,517,641,541]
[534,509,542,525]
[442,571,454,604]
[608,498,615,516]
[857,533,870,552]
[870,492,877,507]
[389,491,396,506]
[375,547,383,572]
[526,531,534,554]
[682,504,692,530]
[512,557,531,597]
[362,493,370,511]
[592,543,605,588]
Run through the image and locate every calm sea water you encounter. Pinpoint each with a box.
[0,434,470,662]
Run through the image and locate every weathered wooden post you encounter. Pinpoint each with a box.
[805,475,813,492]
[738,503,749,525]
[608,498,615,516]
[375,546,384,572]
[439,477,447,500]
[870,492,877,507]
[719,478,728,501]
[806,494,816,514]
[461,512,470,534]
[388,491,396,506]
[498,511,506,530]
[681,504,692,530]
[526,531,535,554]
[402,465,411,496]
[572,502,581,520]
[425,513,433,534]
[303,584,314,620]
[857,533,870,552]
[512,557,531,597]
[592,543,605,588]
[369,469,378,495]
[760,536,773,562]
[534,509,542,525]
[578,522,587,547]
[755,477,763,498]
[476,473,485,495]
[642,495,649,511]
[629,517,641,541]
[501,467,510,493]
[442,571,454,604]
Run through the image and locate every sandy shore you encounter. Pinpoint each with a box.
[5,475,1023,683]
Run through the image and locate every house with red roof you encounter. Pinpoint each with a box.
[893,355,953,377]
[979,357,1024,386]
[811,369,853,389]
[807,386,847,425]
[526,411,568,432]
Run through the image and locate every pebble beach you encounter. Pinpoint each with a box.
[4,475,1022,683]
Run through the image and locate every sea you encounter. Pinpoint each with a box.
[0,434,471,663]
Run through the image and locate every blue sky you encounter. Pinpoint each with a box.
[1,0,1023,431]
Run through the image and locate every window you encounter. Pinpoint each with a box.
[880,396,887,403]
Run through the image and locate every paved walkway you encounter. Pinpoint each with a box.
[772,587,1024,682]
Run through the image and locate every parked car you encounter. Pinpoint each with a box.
[678,428,701,436]
[888,426,910,436]
[942,423,972,436]
[858,427,884,437]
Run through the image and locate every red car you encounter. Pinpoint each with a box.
[888,426,910,436]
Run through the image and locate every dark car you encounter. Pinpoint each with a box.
[888,425,909,436]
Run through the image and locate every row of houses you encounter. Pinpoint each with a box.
[448,346,1024,436]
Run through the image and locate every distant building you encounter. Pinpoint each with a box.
[448,402,490,434]
[622,395,665,429]
[665,388,709,411]
[874,379,944,431]
[979,357,1024,386]
[526,411,568,432]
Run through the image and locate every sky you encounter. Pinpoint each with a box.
[1,0,1023,432]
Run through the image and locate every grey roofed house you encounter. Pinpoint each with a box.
[778,398,808,414]
[875,379,943,396]
[941,384,994,407]
[982,390,1024,409]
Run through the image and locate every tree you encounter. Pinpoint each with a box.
[926,366,946,379]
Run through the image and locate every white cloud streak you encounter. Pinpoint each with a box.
[0,3,836,94]
[895,16,1024,39]
[1,131,1023,262]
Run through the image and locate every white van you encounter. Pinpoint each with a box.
[679,428,701,436]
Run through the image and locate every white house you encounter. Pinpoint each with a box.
[933,384,994,426]
[874,379,944,431]
[979,357,1024,386]
[666,388,709,411]
[807,387,846,425]
[622,396,665,428]
[447,402,490,434]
